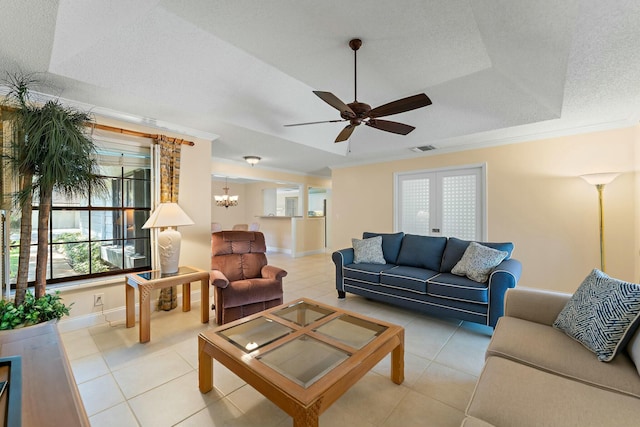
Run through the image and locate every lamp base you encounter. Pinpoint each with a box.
[157,228,181,274]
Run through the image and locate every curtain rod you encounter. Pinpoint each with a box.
[92,123,195,146]
[1,106,194,146]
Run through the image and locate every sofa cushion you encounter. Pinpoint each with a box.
[488,316,640,398]
[343,263,393,283]
[553,269,640,362]
[396,234,447,271]
[440,237,514,273]
[379,266,437,294]
[461,417,495,427]
[427,273,489,304]
[352,236,386,264]
[467,356,640,427]
[628,327,640,376]
[363,232,404,264]
[451,242,508,283]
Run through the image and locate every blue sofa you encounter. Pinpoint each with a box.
[332,232,522,327]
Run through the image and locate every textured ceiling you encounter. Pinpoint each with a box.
[1,0,640,176]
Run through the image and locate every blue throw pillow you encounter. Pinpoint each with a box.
[441,237,514,273]
[396,234,447,271]
[553,269,640,362]
[363,232,404,264]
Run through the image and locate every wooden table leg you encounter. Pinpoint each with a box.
[198,336,213,393]
[391,330,405,384]
[201,278,209,324]
[293,400,321,427]
[182,282,191,312]
[125,281,135,328]
[139,285,151,343]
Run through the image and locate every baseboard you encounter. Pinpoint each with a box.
[292,248,326,258]
[266,246,292,255]
[58,289,203,333]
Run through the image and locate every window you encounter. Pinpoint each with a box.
[395,165,486,240]
[8,139,152,286]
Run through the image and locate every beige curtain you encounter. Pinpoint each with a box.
[156,135,183,310]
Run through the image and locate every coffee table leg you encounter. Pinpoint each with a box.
[198,336,213,393]
[391,331,405,384]
[293,400,321,427]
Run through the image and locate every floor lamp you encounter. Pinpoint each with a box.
[580,172,619,272]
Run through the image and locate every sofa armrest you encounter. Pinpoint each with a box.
[504,288,572,326]
[210,270,230,289]
[261,265,288,281]
[487,258,522,327]
[332,248,354,294]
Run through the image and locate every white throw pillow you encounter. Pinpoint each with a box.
[451,242,508,283]
[352,236,386,264]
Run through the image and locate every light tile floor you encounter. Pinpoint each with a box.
[60,253,493,427]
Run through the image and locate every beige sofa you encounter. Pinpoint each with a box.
[463,288,640,427]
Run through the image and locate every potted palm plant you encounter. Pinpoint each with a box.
[2,73,104,312]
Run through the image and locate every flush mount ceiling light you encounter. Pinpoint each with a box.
[244,156,261,166]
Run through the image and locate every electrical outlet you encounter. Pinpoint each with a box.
[94,293,105,307]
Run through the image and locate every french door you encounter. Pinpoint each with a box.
[394,165,486,240]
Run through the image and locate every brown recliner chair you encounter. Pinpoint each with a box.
[210,231,287,324]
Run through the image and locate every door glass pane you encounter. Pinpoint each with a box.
[442,174,477,240]
[401,178,430,235]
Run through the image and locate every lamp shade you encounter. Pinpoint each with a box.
[142,203,194,229]
[580,172,620,186]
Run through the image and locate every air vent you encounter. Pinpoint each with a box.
[411,145,436,153]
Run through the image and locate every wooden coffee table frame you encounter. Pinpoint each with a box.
[198,298,404,427]
[125,266,210,343]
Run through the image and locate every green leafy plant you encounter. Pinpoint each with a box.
[54,232,111,274]
[2,73,105,305]
[0,291,72,330]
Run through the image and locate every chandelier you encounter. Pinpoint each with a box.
[215,177,239,208]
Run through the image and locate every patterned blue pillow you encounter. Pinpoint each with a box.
[553,269,640,362]
[451,242,508,282]
[352,236,386,264]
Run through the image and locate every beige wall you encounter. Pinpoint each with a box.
[331,126,639,293]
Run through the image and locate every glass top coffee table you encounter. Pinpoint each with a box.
[198,298,404,427]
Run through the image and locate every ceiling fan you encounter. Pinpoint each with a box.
[285,38,432,143]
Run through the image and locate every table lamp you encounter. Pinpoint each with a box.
[142,202,194,274]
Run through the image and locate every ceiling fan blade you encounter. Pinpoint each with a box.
[284,119,347,127]
[335,124,356,143]
[368,93,432,118]
[313,91,355,117]
[366,119,415,135]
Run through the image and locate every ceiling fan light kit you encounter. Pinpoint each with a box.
[285,38,432,143]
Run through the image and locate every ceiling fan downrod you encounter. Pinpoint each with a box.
[349,38,362,102]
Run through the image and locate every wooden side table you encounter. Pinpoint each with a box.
[125,266,210,343]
